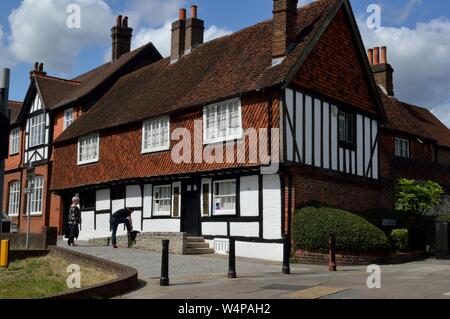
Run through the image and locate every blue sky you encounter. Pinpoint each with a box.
[0,0,449,126]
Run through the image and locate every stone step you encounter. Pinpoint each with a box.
[186,242,210,249]
[186,247,215,255]
[186,237,205,242]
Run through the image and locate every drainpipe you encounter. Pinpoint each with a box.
[0,68,11,242]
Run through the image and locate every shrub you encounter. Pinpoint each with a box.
[390,229,409,252]
[292,207,392,254]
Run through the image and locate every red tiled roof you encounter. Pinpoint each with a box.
[30,42,161,111]
[55,0,341,143]
[381,91,450,148]
[7,101,22,124]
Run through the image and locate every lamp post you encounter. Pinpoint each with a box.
[0,68,11,244]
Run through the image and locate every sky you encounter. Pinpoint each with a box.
[0,0,449,127]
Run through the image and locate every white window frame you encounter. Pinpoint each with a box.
[213,179,237,216]
[395,137,410,158]
[63,108,74,130]
[9,128,20,155]
[203,98,243,144]
[153,185,172,217]
[142,116,170,154]
[8,181,21,216]
[77,133,100,165]
[29,113,46,148]
[27,176,44,216]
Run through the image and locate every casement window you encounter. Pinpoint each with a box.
[27,176,44,216]
[142,116,170,153]
[29,113,46,148]
[77,133,99,165]
[204,98,242,144]
[338,111,355,145]
[8,181,20,216]
[213,180,237,216]
[395,137,410,158]
[201,179,212,217]
[63,108,74,130]
[80,191,95,211]
[153,185,172,216]
[172,183,181,218]
[9,128,20,155]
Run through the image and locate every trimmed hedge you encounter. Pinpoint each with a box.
[391,229,409,252]
[293,207,392,254]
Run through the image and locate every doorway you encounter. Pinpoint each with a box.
[181,179,201,236]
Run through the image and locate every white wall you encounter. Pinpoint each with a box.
[96,189,110,211]
[126,185,142,208]
[239,175,259,217]
[143,219,180,232]
[262,174,282,240]
[236,241,283,262]
[202,222,227,236]
[230,222,259,237]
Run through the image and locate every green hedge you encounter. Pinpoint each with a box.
[293,207,392,254]
[390,229,409,252]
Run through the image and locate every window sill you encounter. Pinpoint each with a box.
[204,134,243,146]
[77,159,99,166]
[212,210,237,216]
[142,146,170,155]
[152,213,171,217]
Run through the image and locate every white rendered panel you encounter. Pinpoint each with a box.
[263,174,282,240]
[240,175,259,217]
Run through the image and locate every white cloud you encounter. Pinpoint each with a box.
[358,17,450,127]
[9,0,114,72]
[0,25,14,68]
[124,0,184,28]
[133,21,232,58]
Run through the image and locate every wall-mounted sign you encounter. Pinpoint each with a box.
[382,219,397,226]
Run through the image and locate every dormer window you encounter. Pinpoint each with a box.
[29,113,46,148]
[142,116,170,154]
[64,108,74,130]
[203,98,242,144]
[77,133,99,165]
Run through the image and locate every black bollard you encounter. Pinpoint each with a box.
[228,237,237,279]
[282,233,291,274]
[160,240,170,286]
[329,233,337,272]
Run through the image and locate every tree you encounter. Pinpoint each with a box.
[395,179,444,215]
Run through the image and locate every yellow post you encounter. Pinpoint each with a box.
[0,240,10,268]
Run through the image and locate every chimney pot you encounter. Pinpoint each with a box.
[34,62,39,71]
[373,47,380,65]
[179,8,187,20]
[367,49,374,66]
[191,5,198,19]
[381,46,387,64]
[39,63,44,72]
[123,16,128,28]
[116,15,122,27]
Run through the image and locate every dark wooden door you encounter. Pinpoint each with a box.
[181,179,201,236]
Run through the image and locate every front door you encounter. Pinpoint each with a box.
[181,179,201,236]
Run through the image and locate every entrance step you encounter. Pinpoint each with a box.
[185,236,214,255]
[186,247,215,255]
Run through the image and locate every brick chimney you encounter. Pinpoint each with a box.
[272,0,299,64]
[111,15,133,62]
[368,46,394,96]
[185,5,204,55]
[171,8,187,63]
[29,62,47,79]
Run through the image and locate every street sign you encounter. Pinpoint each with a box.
[382,219,397,227]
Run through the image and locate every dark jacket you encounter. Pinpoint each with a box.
[68,206,81,225]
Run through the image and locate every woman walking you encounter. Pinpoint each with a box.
[67,196,81,246]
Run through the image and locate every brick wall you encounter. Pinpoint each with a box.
[52,92,280,190]
[438,148,450,166]
[293,7,379,116]
[286,164,392,213]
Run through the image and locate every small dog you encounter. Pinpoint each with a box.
[128,230,141,247]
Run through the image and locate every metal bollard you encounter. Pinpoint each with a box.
[160,240,170,286]
[329,233,337,272]
[282,233,291,274]
[228,237,237,279]
[0,240,10,268]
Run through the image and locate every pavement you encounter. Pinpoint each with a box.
[59,240,450,299]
